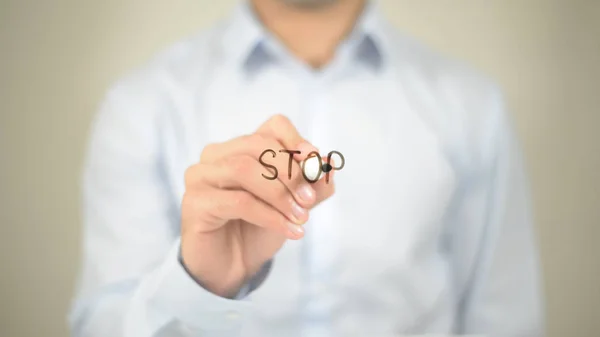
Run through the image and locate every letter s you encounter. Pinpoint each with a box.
[259,149,278,180]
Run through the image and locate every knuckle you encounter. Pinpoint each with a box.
[200,143,217,163]
[241,134,268,153]
[183,165,197,187]
[213,198,228,216]
[181,191,193,209]
[251,133,266,142]
[238,134,253,143]
[214,173,231,190]
[181,193,219,231]
[217,171,236,190]
[181,192,203,219]
[228,155,254,176]
[249,133,268,149]
[243,133,262,143]
[231,191,252,209]
[211,192,228,215]
[270,114,290,126]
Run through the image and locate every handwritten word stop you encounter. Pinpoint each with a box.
[259,150,345,183]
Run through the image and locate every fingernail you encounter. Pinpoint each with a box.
[290,201,307,223]
[297,184,315,203]
[286,221,304,236]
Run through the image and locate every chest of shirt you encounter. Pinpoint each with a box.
[174,71,457,247]
[162,72,458,330]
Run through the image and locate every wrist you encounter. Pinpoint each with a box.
[179,247,247,298]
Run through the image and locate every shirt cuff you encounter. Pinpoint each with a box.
[234,260,273,300]
[146,238,253,331]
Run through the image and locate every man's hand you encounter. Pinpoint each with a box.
[180,115,336,298]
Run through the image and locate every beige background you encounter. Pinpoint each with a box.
[1,0,599,336]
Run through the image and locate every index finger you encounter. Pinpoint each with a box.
[256,114,316,158]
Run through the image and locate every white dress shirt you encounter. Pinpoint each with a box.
[69,1,544,336]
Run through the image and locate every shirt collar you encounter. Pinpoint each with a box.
[220,0,389,73]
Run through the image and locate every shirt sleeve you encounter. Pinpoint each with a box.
[448,89,545,336]
[68,77,270,337]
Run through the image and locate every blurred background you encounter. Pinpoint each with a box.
[1,0,599,336]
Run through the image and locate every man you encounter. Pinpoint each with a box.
[69,0,544,336]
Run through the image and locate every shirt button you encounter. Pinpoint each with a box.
[225,311,241,321]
